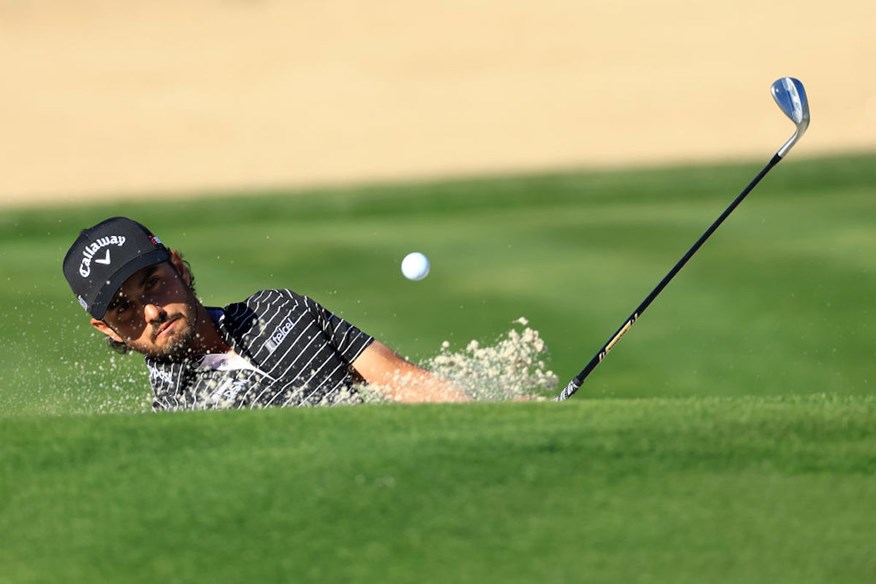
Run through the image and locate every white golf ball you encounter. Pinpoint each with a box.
[401,252,430,281]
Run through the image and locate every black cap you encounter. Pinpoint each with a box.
[63,217,170,319]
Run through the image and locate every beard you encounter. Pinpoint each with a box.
[149,313,200,361]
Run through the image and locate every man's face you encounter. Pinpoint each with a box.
[91,256,201,360]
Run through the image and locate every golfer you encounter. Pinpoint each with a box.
[63,217,469,410]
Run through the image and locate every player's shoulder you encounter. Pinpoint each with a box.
[231,288,304,307]
[223,289,320,319]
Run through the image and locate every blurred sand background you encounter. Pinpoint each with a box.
[1,0,874,207]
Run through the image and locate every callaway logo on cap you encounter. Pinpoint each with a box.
[62,217,169,319]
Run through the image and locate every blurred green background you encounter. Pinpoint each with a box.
[2,153,873,415]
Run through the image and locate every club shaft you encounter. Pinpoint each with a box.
[556,153,783,401]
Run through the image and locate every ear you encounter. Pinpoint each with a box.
[91,318,123,343]
[168,249,192,287]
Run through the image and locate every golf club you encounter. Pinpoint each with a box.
[557,77,810,401]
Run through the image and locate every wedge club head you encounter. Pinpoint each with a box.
[772,77,810,159]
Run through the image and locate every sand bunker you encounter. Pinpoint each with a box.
[1,0,874,207]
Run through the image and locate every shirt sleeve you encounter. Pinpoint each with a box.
[302,294,374,364]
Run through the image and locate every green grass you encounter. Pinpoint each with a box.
[1,153,875,582]
[2,396,875,583]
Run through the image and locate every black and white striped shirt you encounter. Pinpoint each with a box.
[145,289,374,411]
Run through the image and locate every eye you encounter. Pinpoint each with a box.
[113,298,131,316]
[144,275,162,291]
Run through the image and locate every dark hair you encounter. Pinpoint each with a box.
[105,253,197,355]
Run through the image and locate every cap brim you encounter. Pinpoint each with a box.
[89,248,170,319]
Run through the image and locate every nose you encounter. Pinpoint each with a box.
[143,303,165,324]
